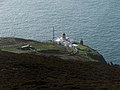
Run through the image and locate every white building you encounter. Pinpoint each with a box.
[55,33,78,48]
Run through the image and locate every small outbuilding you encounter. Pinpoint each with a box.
[18,44,35,50]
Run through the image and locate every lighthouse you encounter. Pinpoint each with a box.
[62,33,66,40]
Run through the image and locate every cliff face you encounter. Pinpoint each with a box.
[78,45,107,64]
[87,49,107,64]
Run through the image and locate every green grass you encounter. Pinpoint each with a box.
[1,47,18,53]
[32,42,74,54]
[1,47,32,53]
[0,42,101,62]
[0,42,71,54]
[78,44,99,55]
[79,44,88,50]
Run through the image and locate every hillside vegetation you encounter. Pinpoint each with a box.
[0,37,106,64]
[0,51,119,90]
[0,37,119,90]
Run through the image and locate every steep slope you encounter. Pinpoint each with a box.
[0,51,119,90]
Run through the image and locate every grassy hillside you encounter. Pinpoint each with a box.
[0,37,106,63]
[0,51,119,90]
[0,37,119,90]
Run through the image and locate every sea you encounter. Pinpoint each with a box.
[0,0,120,64]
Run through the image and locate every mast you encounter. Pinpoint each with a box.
[53,27,55,42]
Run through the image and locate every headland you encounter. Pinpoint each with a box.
[0,37,119,90]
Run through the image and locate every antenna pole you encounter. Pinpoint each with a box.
[53,27,55,42]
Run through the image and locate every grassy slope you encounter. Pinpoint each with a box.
[0,51,119,90]
[0,37,106,63]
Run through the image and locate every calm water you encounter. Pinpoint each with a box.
[0,0,120,64]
